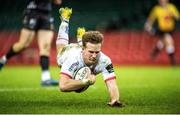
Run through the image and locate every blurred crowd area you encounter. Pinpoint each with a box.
[0,0,180,65]
[0,0,179,36]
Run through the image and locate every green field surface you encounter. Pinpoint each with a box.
[0,66,180,114]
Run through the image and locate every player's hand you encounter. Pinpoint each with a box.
[82,74,96,86]
[144,23,152,33]
[107,100,124,107]
[89,74,96,85]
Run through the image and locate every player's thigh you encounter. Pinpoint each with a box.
[37,30,54,53]
[18,28,35,46]
[163,34,174,47]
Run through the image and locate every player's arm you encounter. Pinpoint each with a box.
[59,73,96,92]
[171,5,180,20]
[105,78,122,107]
[102,62,123,107]
[59,74,85,92]
[144,7,156,34]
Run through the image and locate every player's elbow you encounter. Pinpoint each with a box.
[59,82,72,92]
[59,84,68,92]
[59,75,73,92]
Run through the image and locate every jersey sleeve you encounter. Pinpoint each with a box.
[148,6,157,22]
[170,4,180,19]
[101,57,116,82]
[60,57,79,79]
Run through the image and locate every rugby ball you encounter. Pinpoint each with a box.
[73,67,91,93]
[73,67,91,80]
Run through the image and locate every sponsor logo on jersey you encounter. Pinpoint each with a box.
[106,63,114,73]
[69,61,79,72]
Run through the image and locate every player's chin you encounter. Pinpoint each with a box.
[89,60,96,64]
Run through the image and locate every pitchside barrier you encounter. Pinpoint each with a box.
[0,31,180,65]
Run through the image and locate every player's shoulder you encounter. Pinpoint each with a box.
[153,5,161,11]
[99,52,112,64]
[167,3,177,9]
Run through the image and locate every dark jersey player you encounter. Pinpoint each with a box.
[0,0,62,86]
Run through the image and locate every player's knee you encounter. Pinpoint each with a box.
[39,50,50,56]
[14,42,28,52]
[44,46,51,53]
[23,44,30,49]
[157,41,164,49]
[20,41,31,48]
[166,45,174,54]
[40,44,51,55]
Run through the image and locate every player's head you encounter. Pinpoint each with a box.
[82,31,104,66]
[158,0,169,6]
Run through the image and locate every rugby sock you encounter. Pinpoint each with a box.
[151,46,160,59]
[151,40,164,59]
[168,53,176,65]
[40,56,51,81]
[56,21,69,45]
[166,46,176,65]
[6,47,18,59]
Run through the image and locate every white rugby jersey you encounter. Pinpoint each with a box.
[57,43,116,82]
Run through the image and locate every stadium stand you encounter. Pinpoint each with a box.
[0,31,180,65]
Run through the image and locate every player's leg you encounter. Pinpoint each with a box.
[56,7,72,55]
[163,33,176,65]
[0,28,35,70]
[0,10,38,70]
[36,10,59,86]
[77,27,86,45]
[150,39,164,59]
[37,30,59,86]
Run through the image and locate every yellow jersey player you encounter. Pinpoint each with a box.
[144,0,179,65]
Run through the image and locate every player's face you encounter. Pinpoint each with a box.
[158,0,168,6]
[82,42,101,66]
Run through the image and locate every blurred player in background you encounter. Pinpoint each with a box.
[56,7,124,107]
[0,0,62,86]
[144,0,179,65]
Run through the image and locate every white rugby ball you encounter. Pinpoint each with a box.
[73,67,91,80]
[73,67,91,93]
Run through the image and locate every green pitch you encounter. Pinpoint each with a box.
[0,66,180,114]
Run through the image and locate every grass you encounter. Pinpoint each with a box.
[0,65,180,114]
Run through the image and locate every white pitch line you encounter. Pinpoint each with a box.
[0,87,58,92]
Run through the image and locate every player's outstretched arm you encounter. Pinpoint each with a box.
[144,19,153,34]
[106,79,124,107]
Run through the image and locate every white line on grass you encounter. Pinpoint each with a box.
[0,87,58,92]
